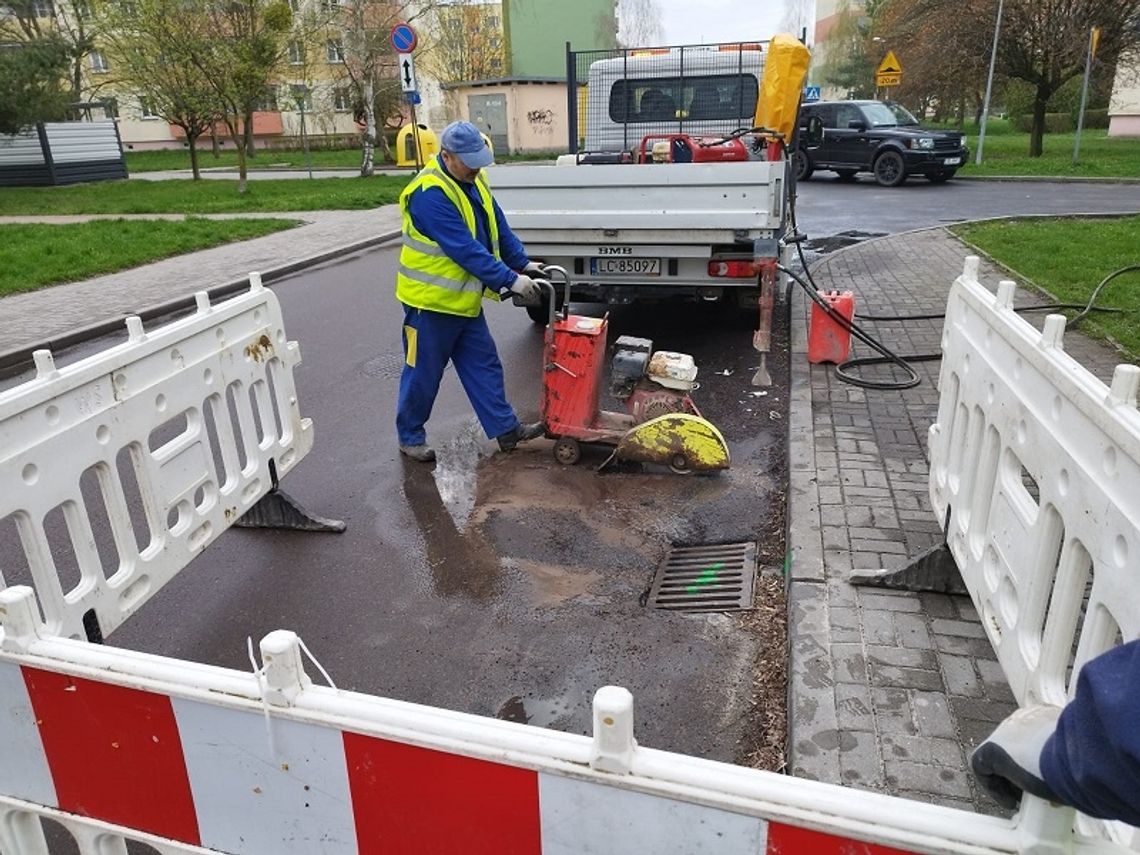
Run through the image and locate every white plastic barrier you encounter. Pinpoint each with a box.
[0,586,1129,855]
[0,275,312,641]
[929,257,1140,848]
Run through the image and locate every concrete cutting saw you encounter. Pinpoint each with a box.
[534,267,729,474]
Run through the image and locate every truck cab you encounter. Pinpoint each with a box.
[583,47,765,156]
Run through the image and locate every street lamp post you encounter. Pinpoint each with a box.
[293,84,314,180]
[976,0,1004,166]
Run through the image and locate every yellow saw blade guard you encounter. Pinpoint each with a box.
[754,34,812,143]
[612,413,730,474]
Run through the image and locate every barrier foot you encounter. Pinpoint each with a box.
[236,488,346,533]
[849,543,966,595]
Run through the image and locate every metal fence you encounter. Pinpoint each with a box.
[565,41,768,156]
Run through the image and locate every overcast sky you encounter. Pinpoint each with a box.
[656,0,807,45]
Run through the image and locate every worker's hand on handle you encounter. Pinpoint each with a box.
[970,706,1062,810]
[522,261,547,277]
[508,273,543,307]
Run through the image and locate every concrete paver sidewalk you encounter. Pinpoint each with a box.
[787,228,1128,814]
[0,207,400,352]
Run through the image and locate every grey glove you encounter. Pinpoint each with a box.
[509,273,542,307]
[523,261,546,277]
[970,705,1062,809]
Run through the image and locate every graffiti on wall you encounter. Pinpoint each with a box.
[526,108,555,135]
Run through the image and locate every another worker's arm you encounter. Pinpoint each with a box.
[1038,639,1140,825]
[971,639,1140,826]
[407,187,528,297]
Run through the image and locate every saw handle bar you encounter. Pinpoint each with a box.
[535,265,571,328]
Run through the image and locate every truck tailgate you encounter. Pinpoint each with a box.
[487,161,786,238]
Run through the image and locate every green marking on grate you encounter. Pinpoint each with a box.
[648,543,757,612]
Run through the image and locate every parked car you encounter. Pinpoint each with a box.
[793,100,969,186]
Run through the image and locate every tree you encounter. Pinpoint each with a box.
[425,0,503,82]
[186,0,293,192]
[0,0,101,103]
[819,0,879,97]
[998,0,1140,155]
[617,0,664,47]
[780,0,814,41]
[326,0,415,175]
[866,0,1140,154]
[99,0,222,179]
[875,0,993,124]
[0,37,71,133]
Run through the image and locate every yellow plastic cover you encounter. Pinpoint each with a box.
[754,34,812,141]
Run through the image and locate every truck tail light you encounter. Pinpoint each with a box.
[708,260,755,278]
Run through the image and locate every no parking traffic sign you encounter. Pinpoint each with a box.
[390,22,417,53]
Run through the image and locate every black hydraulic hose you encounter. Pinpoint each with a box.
[782,170,1135,389]
[1069,265,1140,328]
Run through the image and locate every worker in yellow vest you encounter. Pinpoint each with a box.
[395,121,547,462]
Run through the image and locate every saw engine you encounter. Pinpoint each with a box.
[609,336,703,423]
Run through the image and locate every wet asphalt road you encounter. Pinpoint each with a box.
[90,245,790,762]
[3,179,1137,762]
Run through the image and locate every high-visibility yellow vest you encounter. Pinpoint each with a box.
[396,155,502,317]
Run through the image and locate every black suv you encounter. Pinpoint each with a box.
[794,100,969,186]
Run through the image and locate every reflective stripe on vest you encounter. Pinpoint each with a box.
[396,156,502,318]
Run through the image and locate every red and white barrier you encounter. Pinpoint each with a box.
[0,586,1130,855]
[0,275,311,642]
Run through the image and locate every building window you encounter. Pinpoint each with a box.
[326,39,344,62]
[288,0,300,10]
[88,49,109,72]
[256,85,279,112]
[320,0,337,9]
[140,96,159,118]
[287,41,303,65]
[101,97,119,118]
[487,14,499,27]
[333,87,351,112]
[489,57,502,71]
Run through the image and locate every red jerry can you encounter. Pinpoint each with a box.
[807,290,855,364]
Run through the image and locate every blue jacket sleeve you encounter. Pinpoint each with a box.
[493,197,529,272]
[407,186,520,294]
[1038,639,1140,826]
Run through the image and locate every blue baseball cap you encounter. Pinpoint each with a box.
[440,121,494,169]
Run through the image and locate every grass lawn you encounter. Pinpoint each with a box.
[0,218,298,296]
[926,120,1140,178]
[125,147,559,172]
[951,215,1140,357]
[0,176,409,215]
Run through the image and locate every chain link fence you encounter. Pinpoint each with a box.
[565,42,768,157]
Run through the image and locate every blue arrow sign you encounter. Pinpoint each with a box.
[390,22,417,53]
[803,85,821,103]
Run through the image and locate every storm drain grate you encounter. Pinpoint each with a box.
[647,542,757,612]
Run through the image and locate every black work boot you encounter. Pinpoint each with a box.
[399,443,436,462]
[496,422,544,452]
